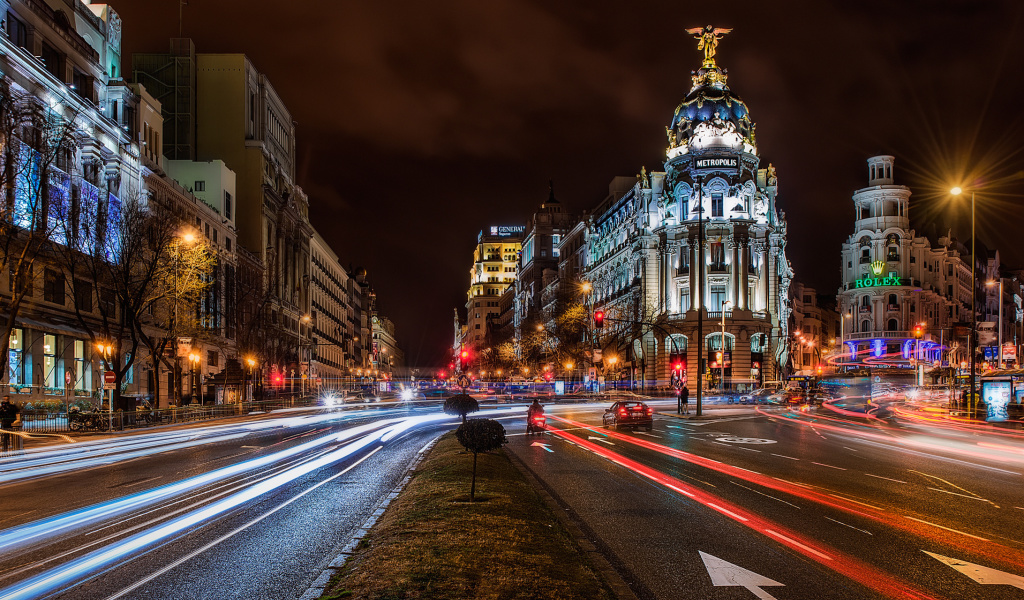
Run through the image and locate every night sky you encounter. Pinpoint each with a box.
[112,0,1024,366]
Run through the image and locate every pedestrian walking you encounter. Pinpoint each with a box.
[681,385,690,415]
[0,396,19,452]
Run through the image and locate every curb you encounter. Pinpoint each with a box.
[296,435,441,600]
[506,449,642,600]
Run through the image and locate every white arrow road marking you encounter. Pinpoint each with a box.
[924,551,1024,589]
[587,436,615,445]
[531,442,553,453]
[700,551,784,599]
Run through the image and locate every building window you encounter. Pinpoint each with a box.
[887,319,898,331]
[43,334,57,389]
[225,192,232,220]
[8,329,25,387]
[6,13,28,49]
[711,193,723,218]
[861,320,871,333]
[680,289,690,312]
[208,351,219,368]
[44,269,65,305]
[195,181,206,192]
[710,285,727,310]
[74,340,85,390]
[9,264,33,296]
[75,280,93,312]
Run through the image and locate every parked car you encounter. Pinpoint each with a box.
[602,401,654,431]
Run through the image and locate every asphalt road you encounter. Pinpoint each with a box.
[507,399,1024,600]
[0,403,475,600]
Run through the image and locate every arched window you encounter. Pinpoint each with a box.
[861,320,871,333]
[886,234,900,262]
[860,247,870,264]
[665,334,688,353]
[887,294,897,307]
[861,296,871,309]
[705,332,734,352]
[750,333,768,353]
[887,318,899,331]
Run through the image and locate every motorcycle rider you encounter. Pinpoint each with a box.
[527,398,544,432]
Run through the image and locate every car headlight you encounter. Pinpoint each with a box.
[323,395,336,406]
[400,389,414,401]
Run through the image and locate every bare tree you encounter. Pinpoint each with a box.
[0,91,81,385]
[52,191,213,409]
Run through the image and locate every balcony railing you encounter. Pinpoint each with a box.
[845,330,912,340]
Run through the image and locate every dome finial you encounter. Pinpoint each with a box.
[685,25,732,69]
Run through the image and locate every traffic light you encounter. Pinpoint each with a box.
[594,310,605,329]
[272,371,284,387]
[459,349,470,369]
[670,353,683,372]
[913,324,924,339]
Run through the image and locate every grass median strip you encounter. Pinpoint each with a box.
[320,433,616,600]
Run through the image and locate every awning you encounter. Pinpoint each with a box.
[5,315,90,338]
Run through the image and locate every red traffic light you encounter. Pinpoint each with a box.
[594,310,605,329]
[461,350,469,359]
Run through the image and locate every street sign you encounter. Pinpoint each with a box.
[103,370,116,390]
[456,374,471,389]
[315,377,322,387]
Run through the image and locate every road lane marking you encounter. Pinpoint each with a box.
[827,494,883,511]
[824,516,873,535]
[700,551,784,599]
[771,453,799,460]
[763,529,833,560]
[864,473,908,484]
[123,476,162,488]
[731,482,801,509]
[738,447,761,453]
[924,551,1024,590]
[812,462,846,470]
[928,487,995,504]
[634,431,663,438]
[707,503,749,522]
[910,470,997,507]
[102,447,384,600]
[531,442,554,452]
[843,447,858,452]
[711,441,732,447]
[905,516,989,541]
[587,436,615,445]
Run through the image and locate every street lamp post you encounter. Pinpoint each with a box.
[188,352,201,404]
[950,186,976,410]
[987,279,1004,369]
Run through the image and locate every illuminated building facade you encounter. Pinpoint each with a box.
[837,156,972,368]
[466,226,522,347]
[585,35,791,390]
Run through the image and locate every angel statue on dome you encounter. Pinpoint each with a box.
[686,25,732,67]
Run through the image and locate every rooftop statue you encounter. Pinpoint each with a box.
[685,25,732,68]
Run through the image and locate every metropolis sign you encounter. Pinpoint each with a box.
[692,156,738,170]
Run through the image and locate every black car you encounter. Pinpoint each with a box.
[602,401,654,431]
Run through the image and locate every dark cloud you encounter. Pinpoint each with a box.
[115,0,1024,365]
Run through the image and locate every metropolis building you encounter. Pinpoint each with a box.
[586,30,791,389]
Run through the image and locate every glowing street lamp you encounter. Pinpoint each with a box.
[950,186,978,405]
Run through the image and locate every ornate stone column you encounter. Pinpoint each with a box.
[730,240,739,308]
[739,240,749,310]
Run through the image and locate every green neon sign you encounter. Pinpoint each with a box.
[854,276,901,288]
